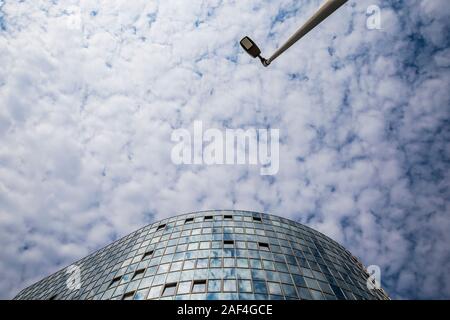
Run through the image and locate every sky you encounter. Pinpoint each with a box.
[0,0,449,300]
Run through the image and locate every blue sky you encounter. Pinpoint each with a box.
[0,0,449,299]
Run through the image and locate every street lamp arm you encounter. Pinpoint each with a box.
[265,0,348,66]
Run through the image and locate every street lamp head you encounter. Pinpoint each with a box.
[240,36,261,58]
[240,36,270,67]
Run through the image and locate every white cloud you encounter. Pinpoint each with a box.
[0,0,449,299]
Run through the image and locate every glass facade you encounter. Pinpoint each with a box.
[14,211,389,300]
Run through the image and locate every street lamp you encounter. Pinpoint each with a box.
[240,0,348,67]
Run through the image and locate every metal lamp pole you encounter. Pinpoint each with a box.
[241,0,348,67]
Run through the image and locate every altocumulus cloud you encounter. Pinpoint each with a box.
[0,0,449,299]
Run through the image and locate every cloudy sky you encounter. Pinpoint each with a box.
[1,0,449,299]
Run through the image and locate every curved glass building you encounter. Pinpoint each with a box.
[14,210,388,300]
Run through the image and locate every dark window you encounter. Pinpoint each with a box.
[204,215,213,221]
[142,250,154,260]
[258,242,270,250]
[162,283,177,297]
[132,269,145,280]
[110,276,122,287]
[122,291,135,300]
[48,295,57,300]
[157,224,166,231]
[224,215,233,220]
[252,216,262,222]
[192,280,207,293]
[224,240,234,248]
[185,217,194,224]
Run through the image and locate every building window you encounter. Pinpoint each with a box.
[208,279,221,292]
[157,224,166,231]
[196,258,208,268]
[204,215,213,221]
[223,279,237,292]
[134,289,148,300]
[157,263,170,274]
[224,227,233,234]
[147,285,162,299]
[238,280,252,293]
[253,280,268,294]
[162,283,177,297]
[185,217,194,224]
[110,276,122,287]
[224,240,234,248]
[258,242,270,251]
[170,261,183,272]
[210,257,222,268]
[268,282,282,295]
[48,295,57,300]
[224,215,233,220]
[142,250,154,260]
[237,258,249,268]
[188,242,199,250]
[199,241,210,249]
[132,269,145,280]
[177,281,191,295]
[252,216,262,222]
[122,291,135,300]
[283,284,298,298]
[224,258,235,267]
[192,280,207,293]
[183,259,196,270]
